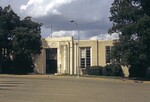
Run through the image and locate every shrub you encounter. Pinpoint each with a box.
[87,66,103,75]
[86,64,123,77]
[102,64,112,76]
[103,64,123,76]
[111,64,123,76]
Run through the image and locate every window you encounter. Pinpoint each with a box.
[86,48,90,66]
[81,48,85,68]
[80,47,91,68]
[105,46,111,63]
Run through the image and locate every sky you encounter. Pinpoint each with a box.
[0,0,119,40]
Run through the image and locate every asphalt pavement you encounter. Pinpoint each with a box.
[0,75,149,102]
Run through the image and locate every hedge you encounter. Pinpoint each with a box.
[86,64,124,77]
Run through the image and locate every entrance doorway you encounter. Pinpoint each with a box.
[46,48,57,74]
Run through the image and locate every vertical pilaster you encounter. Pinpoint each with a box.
[69,41,73,75]
[64,45,66,73]
[57,46,61,74]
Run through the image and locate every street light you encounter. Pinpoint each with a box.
[70,20,80,77]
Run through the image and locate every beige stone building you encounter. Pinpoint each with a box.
[34,36,117,75]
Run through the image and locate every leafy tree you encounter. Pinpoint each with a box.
[0,5,42,74]
[134,0,150,16]
[109,0,150,77]
[12,18,42,74]
[0,5,20,73]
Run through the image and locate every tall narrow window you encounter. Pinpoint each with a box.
[86,48,91,67]
[80,47,91,68]
[81,48,85,68]
[105,46,111,63]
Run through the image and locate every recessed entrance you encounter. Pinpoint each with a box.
[46,48,57,74]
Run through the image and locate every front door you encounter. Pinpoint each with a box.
[46,48,57,74]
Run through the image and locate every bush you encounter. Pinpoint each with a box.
[87,66,103,75]
[102,65,112,76]
[86,64,123,77]
[103,64,123,77]
[111,64,123,76]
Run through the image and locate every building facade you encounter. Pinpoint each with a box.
[34,36,115,75]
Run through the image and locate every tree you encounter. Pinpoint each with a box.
[12,17,42,74]
[0,5,20,73]
[0,5,42,74]
[134,0,150,16]
[109,0,150,77]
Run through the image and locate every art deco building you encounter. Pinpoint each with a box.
[34,36,125,75]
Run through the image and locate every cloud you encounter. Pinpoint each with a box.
[20,0,75,17]
[41,26,119,40]
[19,0,114,39]
[90,33,119,40]
[52,30,76,37]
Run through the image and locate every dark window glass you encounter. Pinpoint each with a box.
[105,46,111,63]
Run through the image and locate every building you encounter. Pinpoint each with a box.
[34,36,120,75]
